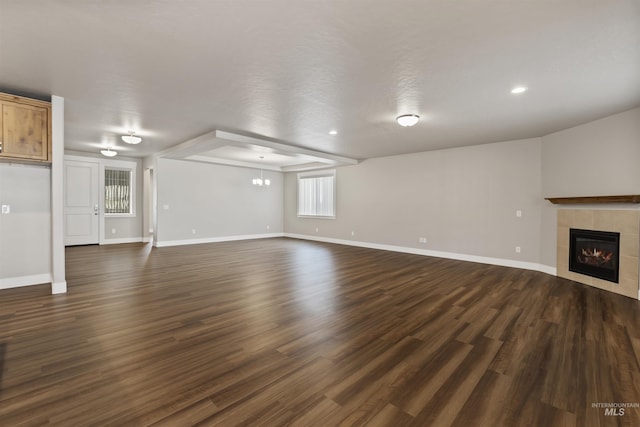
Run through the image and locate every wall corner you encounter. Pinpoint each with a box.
[51,95,66,294]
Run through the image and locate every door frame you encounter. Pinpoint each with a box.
[143,166,155,243]
[65,154,138,245]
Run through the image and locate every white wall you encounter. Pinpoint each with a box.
[541,108,640,198]
[285,138,543,264]
[539,107,640,267]
[284,108,639,272]
[51,95,66,293]
[155,158,283,245]
[0,163,52,287]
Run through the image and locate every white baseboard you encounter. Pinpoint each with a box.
[537,265,557,276]
[154,233,285,248]
[51,281,67,294]
[284,233,557,276]
[101,237,144,245]
[142,237,152,243]
[0,273,52,290]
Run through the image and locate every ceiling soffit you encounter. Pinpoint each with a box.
[159,130,359,172]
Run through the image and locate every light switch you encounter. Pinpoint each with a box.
[1,205,10,214]
[516,210,522,217]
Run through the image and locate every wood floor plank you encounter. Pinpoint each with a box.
[0,238,638,425]
[366,402,414,427]
[450,369,514,427]
[390,338,474,416]
[408,336,504,426]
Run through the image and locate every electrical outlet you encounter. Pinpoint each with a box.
[515,246,521,253]
[516,210,522,217]
[192,229,196,234]
[419,237,427,244]
[351,231,355,237]
[1,205,10,214]
[111,228,116,234]
[163,204,170,210]
[315,227,319,233]
[266,225,270,231]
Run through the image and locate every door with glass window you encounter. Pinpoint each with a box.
[64,160,99,245]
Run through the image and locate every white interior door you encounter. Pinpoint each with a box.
[64,160,99,246]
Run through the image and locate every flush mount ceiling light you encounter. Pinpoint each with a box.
[121,131,142,144]
[510,86,528,94]
[100,148,117,157]
[396,114,420,127]
[329,130,338,135]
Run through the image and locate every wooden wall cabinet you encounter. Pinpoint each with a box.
[0,92,52,163]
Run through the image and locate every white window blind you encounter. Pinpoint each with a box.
[105,168,132,214]
[297,170,335,218]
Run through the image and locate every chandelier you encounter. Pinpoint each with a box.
[252,169,270,186]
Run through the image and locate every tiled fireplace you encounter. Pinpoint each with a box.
[569,228,620,283]
[557,209,639,299]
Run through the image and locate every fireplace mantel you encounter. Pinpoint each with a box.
[545,195,640,204]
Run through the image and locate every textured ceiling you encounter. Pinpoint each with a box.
[0,1,638,160]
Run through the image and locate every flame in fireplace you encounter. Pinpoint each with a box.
[578,247,613,266]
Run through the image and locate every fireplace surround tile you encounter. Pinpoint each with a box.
[594,210,639,234]
[558,209,571,227]
[620,255,639,281]
[591,277,614,293]
[557,209,640,300]
[621,233,639,258]
[591,276,615,294]
[572,210,594,229]
[557,227,569,248]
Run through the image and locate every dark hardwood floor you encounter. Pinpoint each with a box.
[1,238,639,426]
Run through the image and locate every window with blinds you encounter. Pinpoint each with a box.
[297,170,336,218]
[104,168,132,215]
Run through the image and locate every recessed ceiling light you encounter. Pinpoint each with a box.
[396,114,420,127]
[510,86,528,94]
[121,131,142,144]
[100,148,117,157]
[329,130,338,135]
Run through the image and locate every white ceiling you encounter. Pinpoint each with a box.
[1,1,638,161]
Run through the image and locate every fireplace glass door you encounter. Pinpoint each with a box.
[569,228,620,283]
